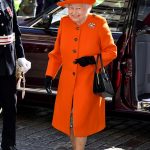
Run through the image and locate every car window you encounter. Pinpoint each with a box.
[51,8,68,25]
[16,0,58,26]
[92,0,128,32]
[135,0,150,30]
[18,0,129,33]
[138,0,150,22]
[17,0,54,17]
[50,0,128,32]
[30,7,67,29]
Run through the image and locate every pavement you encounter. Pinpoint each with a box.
[0,105,150,150]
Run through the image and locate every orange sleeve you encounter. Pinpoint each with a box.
[98,17,117,67]
[45,20,62,78]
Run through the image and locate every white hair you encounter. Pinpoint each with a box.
[83,4,92,13]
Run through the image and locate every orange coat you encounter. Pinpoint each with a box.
[46,14,117,136]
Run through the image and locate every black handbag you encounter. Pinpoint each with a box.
[93,54,114,97]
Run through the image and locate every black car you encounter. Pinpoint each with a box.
[17,0,150,113]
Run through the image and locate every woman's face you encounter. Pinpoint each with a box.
[67,4,91,25]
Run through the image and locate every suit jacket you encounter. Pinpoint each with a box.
[0,0,25,76]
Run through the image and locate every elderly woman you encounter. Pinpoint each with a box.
[45,0,117,149]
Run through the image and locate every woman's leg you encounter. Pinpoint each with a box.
[70,127,76,150]
[70,128,87,150]
[70,107,87,150]
[74,137,87,150]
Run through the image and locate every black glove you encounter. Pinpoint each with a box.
[74,56,96,67]
[45,76,52,95]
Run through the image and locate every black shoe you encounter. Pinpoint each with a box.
[1,145,18,150]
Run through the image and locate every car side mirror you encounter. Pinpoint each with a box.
[42,14,53,29]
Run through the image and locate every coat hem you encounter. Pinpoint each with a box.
[73,126,106,137]
[52,123,106,137]
[52,124,70,136]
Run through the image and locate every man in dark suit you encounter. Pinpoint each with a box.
[0,0,31,149]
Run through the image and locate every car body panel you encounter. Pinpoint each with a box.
[17,0,127,91]
[17,0,150,113]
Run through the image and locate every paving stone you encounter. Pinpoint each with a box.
[0,105,150,150]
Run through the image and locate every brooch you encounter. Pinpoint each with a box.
[88,22,96,28]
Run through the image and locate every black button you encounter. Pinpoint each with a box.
[76,27,80,30]
[74,38,78,42]
[72,49,77,53]
[72,72,75,76]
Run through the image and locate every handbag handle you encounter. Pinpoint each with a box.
[95,54,110,81]
[95,54,105,73]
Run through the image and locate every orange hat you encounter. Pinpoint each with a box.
[57,0,96,7]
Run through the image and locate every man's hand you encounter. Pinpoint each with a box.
[45,76,52,95]
[74,56,96,67]
[17,58,31,73]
